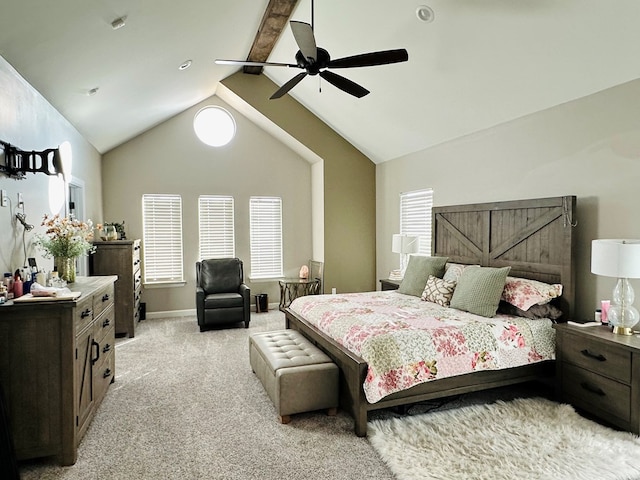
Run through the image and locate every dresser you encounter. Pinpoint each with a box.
[89,239,142,337]
[0,276,117,465]
[554,323,640,434]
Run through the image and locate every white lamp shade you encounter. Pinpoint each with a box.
[392,234,419,254]
[591,239,640,278]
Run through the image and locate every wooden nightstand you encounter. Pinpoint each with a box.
[379,279,401,291]
[554,323,640,434]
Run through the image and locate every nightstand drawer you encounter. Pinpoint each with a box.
[562,363,631,424]
[561,333,631,383]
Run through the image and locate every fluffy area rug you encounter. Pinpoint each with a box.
[368,397,640,480]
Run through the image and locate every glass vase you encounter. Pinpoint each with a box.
[55,257,77,284]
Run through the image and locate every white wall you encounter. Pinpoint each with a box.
[102,95,313,314]
[377,79,640,320]
[0,56,102,276]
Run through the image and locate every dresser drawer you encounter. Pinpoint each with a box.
[562,363,631,424]
[94,304,115,344]
[132,240,141,270]
[560,333,631,383]
[92,283,115,319]
[74,297,94,334]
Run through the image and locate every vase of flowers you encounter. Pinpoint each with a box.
[36,214,95,283]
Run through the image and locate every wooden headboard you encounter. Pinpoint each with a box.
[433,196,577,319]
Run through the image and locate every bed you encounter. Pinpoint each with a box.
[284,196,577,436]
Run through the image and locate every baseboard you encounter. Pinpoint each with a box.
[144,304,281,320]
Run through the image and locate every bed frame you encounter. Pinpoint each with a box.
[284,195,577,436]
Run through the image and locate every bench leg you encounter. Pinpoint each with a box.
[279,415,291,424]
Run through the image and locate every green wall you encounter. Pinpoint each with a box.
[222,72,376,293]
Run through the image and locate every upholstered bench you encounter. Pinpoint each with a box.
[249,330,338,424]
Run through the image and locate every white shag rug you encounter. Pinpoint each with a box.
[368,397,640,480]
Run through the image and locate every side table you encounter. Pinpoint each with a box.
[554,322,640,434]
[279,278,320,310]
[380,279,401,291]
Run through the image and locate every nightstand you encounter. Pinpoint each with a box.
[554,323,640,434]
[379,279,401,291]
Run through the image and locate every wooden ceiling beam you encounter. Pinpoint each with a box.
[243,0,301,75]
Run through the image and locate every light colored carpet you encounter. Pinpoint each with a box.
[368,397,640,480]
[18,311,395,480]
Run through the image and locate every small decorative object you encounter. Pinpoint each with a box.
[299,265,309,279]
[97,221,126,240]
[36,214,95,283]
[591,239,640,335]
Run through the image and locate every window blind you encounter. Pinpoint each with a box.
[249,196,283,279]
[142,194,184,283]
[198,195,235,259]
[400,188,434,256]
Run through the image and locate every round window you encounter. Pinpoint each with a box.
[193,106,236,147]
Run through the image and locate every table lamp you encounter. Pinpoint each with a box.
[392,234,419,277]
[591,239,640,335]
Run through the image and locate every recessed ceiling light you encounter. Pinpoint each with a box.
[87,87,99,96]
[178,60,192,71]
[416,5,435,23]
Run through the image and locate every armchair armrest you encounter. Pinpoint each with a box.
[240,283,250,325]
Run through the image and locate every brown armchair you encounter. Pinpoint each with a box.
[196,258,250,331]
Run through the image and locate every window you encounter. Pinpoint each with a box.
[198,195,235,259]
[142,194,184,284]
[193,106,236,147]
[400,189,434,256]
[249,196,283,279]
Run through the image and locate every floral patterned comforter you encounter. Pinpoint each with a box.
[289,291,556,403]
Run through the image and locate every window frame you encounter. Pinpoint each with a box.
[400,188,434,257]
[249,196,283,279]
[141,193,185,286]
[198,195,235,260]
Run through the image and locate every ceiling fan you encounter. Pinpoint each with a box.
[215,0,408,100]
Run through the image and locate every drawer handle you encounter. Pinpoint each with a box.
[134,259,140,266]
[580,349,606,362]
[103,368,112,379]
[91,340,100,364]
[580,381,606,397]
[81,308,92,319]
[102,293,110,302]
[102,343,112,354]
[103,318,111,328]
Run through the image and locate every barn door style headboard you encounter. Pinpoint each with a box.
[432,196,577,319]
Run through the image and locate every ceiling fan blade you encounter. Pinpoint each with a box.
[290,21,317,62]
[328,49,408,69]
[270,72,308,99]
[319,70,369,98]
[215,59,297,68]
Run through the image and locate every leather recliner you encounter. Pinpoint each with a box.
[196,258,250,331]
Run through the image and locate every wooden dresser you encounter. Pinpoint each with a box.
[0,276,117,465]
[555,323,640,434]
[89,239,142,337]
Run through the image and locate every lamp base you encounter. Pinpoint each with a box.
[612,326,634,336]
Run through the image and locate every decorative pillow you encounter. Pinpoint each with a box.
[443,263,479,283]
[501,277,563,311]
[397,255,449,297]
[421,275,457,306]
[449,266,511,318]
[497,301,563,320]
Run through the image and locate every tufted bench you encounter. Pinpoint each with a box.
[249,330,338,424]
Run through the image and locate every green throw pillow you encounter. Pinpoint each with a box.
[449,266,511,317]
[397,255,448,297]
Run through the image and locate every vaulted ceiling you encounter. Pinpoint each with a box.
[1,0,639,164]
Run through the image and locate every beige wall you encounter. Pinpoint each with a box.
[377,79,640,320]
[221,72,376,294]
[102,95,313,314]
[0,56,103,275]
